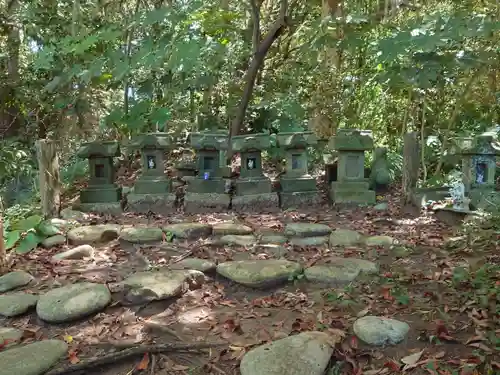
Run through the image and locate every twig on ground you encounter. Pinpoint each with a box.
[45,341,227,375]
[149,354,156,375]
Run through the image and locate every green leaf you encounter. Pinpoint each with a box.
[150,108,171,128]
[12,215,43,232]
[4,230,21,250]
[16,232,43,254]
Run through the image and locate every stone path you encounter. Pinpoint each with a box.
[0,209,463,375]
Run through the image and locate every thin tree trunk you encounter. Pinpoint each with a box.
[0,216,7,275]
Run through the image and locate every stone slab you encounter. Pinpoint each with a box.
[280,191,321,209]
[80,186,122,203]
[330,185,375,204]
[184,193,230,213]
[126,193,177,214]
[77,202,123,215]
[231,193,279,213]
[279,177,317,193]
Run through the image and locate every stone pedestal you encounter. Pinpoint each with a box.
[76,141,123,214]
[184,132,230,213]
[126,133,176,214]
[328,130,376,204]
[457,132,500,209]
[231,133,278,212]
[277,132,321,209]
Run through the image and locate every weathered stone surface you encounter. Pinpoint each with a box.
[304,257,378,284]
[41,235,66,248]
[121,269,205,304]
[60,208,88,221]
[220,235,256,247]
[216,260,302,288]
[374,202,389,211]
[0,271,33,293]
[364,235,396,247]
[240,331,334,375]
[255,244,288,258]
[37,218,72,237]
[67,224,121,245]
[162,223,213,240]
[329,229,363,247]
[0,293,39,317]
[212,223,253,236]
[258,234,287,244]
[0,327,23,346]
[37,283,111,323]
[284,223,332,238]
[353,316,410,346]
[0,339,67,375]
[170,258,216,273]
[120,227,163,243]
[52,245,95,261]
[289,236,329,247]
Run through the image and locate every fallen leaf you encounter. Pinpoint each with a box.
[402,350,425,370]
[136,353,149,370]
[68,349,80,364]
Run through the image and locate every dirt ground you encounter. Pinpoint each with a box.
[3,187,500,375]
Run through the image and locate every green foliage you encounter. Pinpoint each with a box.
[2,206,48,254]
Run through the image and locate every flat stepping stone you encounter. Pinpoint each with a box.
[170,258,216,273]
[41,235,66,248]
[216,260,302,288]
[289,236,329,247]
[255,244,288,258]
[60,208,89,221]
[329,229,363,247]
[0,271,33,293]
[0,293,39,317]
[37,282,111,323]
[284,223,332,238]
[67,224,121,245]
[162,223,212,240]
[364,235,397,247]
[52,245,95,261]
[353,316,410,346]
[240,331,334,375]
[121,269,205,304]
[212,223,253,236]
[220,235,256,247]
[0,327,23,346]
[305,257,378,284]
[120,227,163,243]
[0,339,67,375]
[258,234,287,244]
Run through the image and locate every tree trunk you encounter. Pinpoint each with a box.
[36,140,61,218]
[0,216,7,275]
[402,132,419,204]
[228,0,289,140]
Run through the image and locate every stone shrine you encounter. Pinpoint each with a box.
[127,133,176,213]
[458,131,500,208]
[329,129,376,204]
[276,131,320,208]
[76,141,122,213]
[184,132,230,213]
[231,133,278,211]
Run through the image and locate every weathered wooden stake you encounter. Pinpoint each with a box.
[36,139,61,218]
[402,132,420,204]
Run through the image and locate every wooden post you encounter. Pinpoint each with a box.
[0,215,6,275]
[36,139,61,218]
[402,132,420,204]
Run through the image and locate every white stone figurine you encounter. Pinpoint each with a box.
[449,181,467,210]
[148,157,156,169]
[247,159,255,170]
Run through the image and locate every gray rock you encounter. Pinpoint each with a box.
[52,244,95,261]
[216,260,302,288]
[0,327,23,346]
[289,236,329,247]
[0,271,33,293]
[374,202,389,211]
[255,244,288,258]
[0,293,39,317]
[304,257,378,284]
[162,223,212,240]
[353,316,410,346]
[67,224,121,245]
[220,235,256,247]
[0,339,67,375]
[364,235,396,247]
[41,235,66,248]
[120,227,163,243]
[329,229,363,247]
[240,331,334,375]
[60,208,88,221]
[122,269,205,304]
[212,222,253,236]
[284,223,332,238]
[170,258,216,273]
[258,234,287,244]
[37,218,72,237]
[37,282,111,323]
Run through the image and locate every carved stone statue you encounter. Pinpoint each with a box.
[449,181,468,210]
[369,147,391,191]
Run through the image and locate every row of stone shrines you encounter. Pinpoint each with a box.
[75,129,376,214]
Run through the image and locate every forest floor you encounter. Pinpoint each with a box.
[2,186,500,375]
